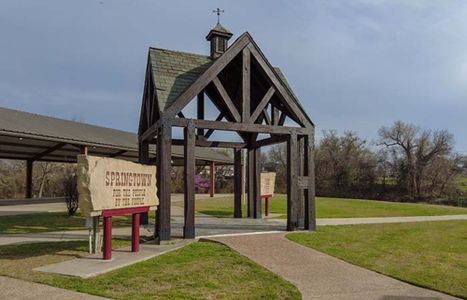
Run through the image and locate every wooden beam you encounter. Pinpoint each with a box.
[139,119,161,142]
[204,112,224,139]
[155,123,172,242]
[110,150,127,157]
[247,148,255,218]
[165,33,251,117]
[171,118,309,135]
[172,138,246,149]
[278,111,287,126]
[197,93,204,136]
[272,105,280,125]
[287,132,299,231]
[234,148,242,218]
[138,141,150,225]
[183,122,195,239]
[26,159,33,198]
[251,135,287,149]
[250,86,275,123]
[209,161,215,197]
[262,108,272,125]
[253,148,261,219]
[304,133,316,230]
[177,111,185,118]
[297,136,305,228]
[212,77,241,122]
[31,142,66,161]
[242,47,251,122]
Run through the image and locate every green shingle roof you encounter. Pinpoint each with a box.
[149,48,213,112]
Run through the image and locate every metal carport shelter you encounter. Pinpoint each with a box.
[0,106,232,198]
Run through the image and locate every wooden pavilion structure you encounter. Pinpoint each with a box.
[138,23,316,242]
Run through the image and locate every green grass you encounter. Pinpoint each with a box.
[287,221,467,299]
[192,194,467,219]
[0,240,300,300]
[0,212,155,234]
[455,177,467,193]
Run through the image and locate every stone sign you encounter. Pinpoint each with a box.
[260,172,276,197]
[77,155,158,217]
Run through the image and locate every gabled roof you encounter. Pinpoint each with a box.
[149,40,311,126]
[149,48,213,112]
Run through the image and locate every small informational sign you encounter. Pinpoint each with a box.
[260,172,276,197]
[77,155,158,217]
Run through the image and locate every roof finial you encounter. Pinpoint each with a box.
[212,8,224,24]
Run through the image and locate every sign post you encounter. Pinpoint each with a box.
[77,155,158,260]
[260,172,276,217]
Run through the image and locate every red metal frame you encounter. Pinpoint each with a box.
[261,194,273,217]
[101,206,150,260]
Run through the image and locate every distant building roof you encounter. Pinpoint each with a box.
[0,107,232,165]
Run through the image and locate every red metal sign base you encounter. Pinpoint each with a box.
[101,206,150,260]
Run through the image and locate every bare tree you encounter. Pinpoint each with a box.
[379,121,453,200]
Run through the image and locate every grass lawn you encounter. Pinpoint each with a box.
[0,211,156,234]
[454,177,467,193]
[0,240,300,300]
[287,220,467,299]
[192,194,467,219]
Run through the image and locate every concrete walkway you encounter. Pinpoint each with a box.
[0,276,107,299]
[205,233,460,300]
[35,239,194,278]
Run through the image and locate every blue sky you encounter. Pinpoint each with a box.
[0,0,466,152]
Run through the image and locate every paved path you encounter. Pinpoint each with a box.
[205,233,460,300]
[0,276,107,299]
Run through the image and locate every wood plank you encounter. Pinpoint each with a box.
[183,122,195,239]
[197,93,204,136]
[287,132,299,231]
[250,86,275,123]
[171,118,309,135]
[212,77,241,122]
[165,33,250,117]
[304,133,316,230]
[234,148,242,218]
[242,47,251,122]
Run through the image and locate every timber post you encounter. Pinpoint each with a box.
[183,122,195,239]
[234,148,243,218]
[25,159,33,198]
[155,120,172,243]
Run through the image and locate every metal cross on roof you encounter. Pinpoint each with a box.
[212,8,224,24]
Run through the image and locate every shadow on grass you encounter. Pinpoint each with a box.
[0,240,87,260]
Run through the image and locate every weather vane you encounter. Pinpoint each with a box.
[212,8,224,24]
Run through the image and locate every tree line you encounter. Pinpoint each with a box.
[266,121,466,206]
